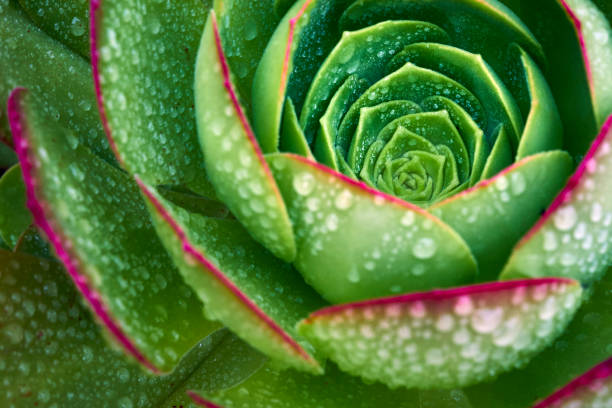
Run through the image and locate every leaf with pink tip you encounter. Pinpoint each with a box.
[137,179,326,374]
[8,88,220,372]
[465,267,612,407]
[0,248,264,407]
[501,116,612,285]
[267,152,477,304]
[298,278,582,389]
[194,11,297,262]
[431,151,573,281]
[91,0,215,196]
[532,357,612,408]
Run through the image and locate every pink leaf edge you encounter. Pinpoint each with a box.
[280,0,312,101]
[136,177,319,369]
[533,356,612,408]
[283,152,468,224]
[7,87,159,373]
[89,0,123,166]
[187,390,221,408]
[560,0,593,84]
[210,12,286,201]
[518,114,612,246]
[303,277,578,321]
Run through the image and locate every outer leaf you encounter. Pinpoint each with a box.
[299,279,582,390]
[268,153,477,303]
[0,164,31,248]
[91,0,215,196]
[499,0,599,158]
[501,116,612,285]
[465,268,612,407]
[189,362,421,408]
[9,89,220,372]
[18,0,90,57]
[564,0,612,127]
[0,0,113,163]
[138,180,325,374]
[532,357,612,408]
[0,248,236,407]
[195,12,297,262]
[212,0,284,113]
[431,151,573,281]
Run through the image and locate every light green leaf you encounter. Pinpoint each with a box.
[299,279,582,389]
[195,12,297,262]
[268,153,477,303]
[501,118,612,285]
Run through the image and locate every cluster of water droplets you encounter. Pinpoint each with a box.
[96,1,210,191]
[532,140,612,280]
[302,280,582,389]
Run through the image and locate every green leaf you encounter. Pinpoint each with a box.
[91,0,215,196]
[499,0,599,159]
[14,225,52,259]
[268,153,477,303]
[532,357,612,408]
[465,267,612,407]
[298,279,582,390]
[514,46,563,160]
[501,117,612,285]
[565,0,612,127]
[300,20,450,142]
[431,151,573,281]
[9,89,220,372]
[387,42,523,150]
[17,0,90,58]
[0,0,113,163]
[138,180,326,374]
[0,248,258,407]
[280,98,315,158]
[212,0,285,114]
[0,141,17,169]
[340,0,545,86]
[189,362,421,408]
[195,12,297,262]
[0,164,31,248]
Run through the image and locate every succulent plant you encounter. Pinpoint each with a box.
[1,0,612,406]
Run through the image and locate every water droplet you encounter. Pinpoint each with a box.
[553,206,577,231]
[471,307,503,333]
[412,238,436,259]
[335,190,353,210]
[338,42,355,64]
[293,173,315,195]
[425,348,445,366]
[401,211,415,226]
[325,213,339,231]
[510,172,526,195]
[70,17,86,37]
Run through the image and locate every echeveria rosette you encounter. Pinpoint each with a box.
[1,0,612,407]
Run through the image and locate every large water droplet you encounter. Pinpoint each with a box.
[553,206,577,231]
[412,238,436,259]
[293,173,315,195]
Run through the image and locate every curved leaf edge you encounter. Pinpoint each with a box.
[89,0,128,168]
[302,277,578,320]
[136,177,322,373]
[532,356,612,408]
[7,87,160,373]
[515,114,612,248]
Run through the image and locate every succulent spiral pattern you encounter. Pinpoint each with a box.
[1,0,612,406]
[257,0,559,208]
